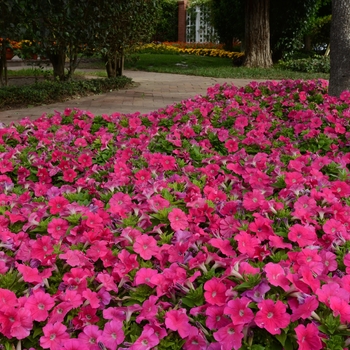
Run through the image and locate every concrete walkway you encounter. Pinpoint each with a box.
[0,69,264,124]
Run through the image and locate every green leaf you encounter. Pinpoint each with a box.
[275,332,287,346]
[182,285,204,308]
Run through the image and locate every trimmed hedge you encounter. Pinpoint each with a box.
[0,76,133,110]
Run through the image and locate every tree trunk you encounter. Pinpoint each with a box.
[105,54,117,78]
[48,50,66,81]
[304,35,312,52]
[105,52,124,78]
[244,0,273,68]
[0,43,8,87]
[328,0,350,97]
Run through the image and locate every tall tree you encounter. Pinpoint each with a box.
[328,0,350,97]
[23,0,94,81]
[244,0,272,67]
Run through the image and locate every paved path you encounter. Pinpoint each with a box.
[0,69,264,124]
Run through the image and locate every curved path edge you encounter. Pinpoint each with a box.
[0,70,268,124]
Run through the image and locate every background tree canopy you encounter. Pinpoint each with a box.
[0,0,160,81]
[209,0,331,61]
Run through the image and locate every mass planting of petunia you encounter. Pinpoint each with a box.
[1,78,350,349]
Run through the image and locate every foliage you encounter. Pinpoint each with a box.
[209,0,244,51]
[2,79,350,349]
[278,56,330,73]
[152,0,178,42]
[0,76,132,109]
[87,0,161,78]
[208,0,324,60]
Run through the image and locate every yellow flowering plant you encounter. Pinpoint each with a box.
[136,41,244,61]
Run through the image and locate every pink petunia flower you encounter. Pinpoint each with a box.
[288,295,319,322]
[25,290,55,322]
[134,268,158,287]
[168,208,189,231]
[288,224,317,247]
[224,297,254,325]
[205,305,231,330]
[295,323,323,350]
[255,299,290,335]
[133,234,159,260]
[165,308,191,339]
[48,196,70,215]
[40,322,70,350]
[204,278,228,306]
[97,320,125,349]
[130,327,160,350]
[78,325,102,350]
[264,262,290,291]
[242,190,265,211]
[213,323,244,350]
[62,339,89,350]
[47,218,69,240]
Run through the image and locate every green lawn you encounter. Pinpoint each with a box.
[124,53,330,80]
[6,52,330,81]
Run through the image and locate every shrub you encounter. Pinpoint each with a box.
[0,76,132,110]
[279,56,330,73]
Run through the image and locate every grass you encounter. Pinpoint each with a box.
[124,53,330,80]
[7,53,330,81]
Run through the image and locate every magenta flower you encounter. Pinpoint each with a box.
[136,295,159,324]
[255,299,290,335]
[40,322,70,350]
[134,267,158,287]
[329,296,350,323]
[0,307,33,340]
[264,262,290,291]
[168,208,189,231]
[295,323,323,350]
[205,305,230,330]
[63,169,77,182]
[97,320,125,349]
[204,278,228,306]
[47,218,69,240]
[133,234,159,260]
[78,325,102,350]
[25,290,55,322]
[130,327,160,350]
[288,224,317,247]
[213,323,244,350]
[242,190,265,211]
[224,297,254,325]
[48,196,69,215]
[165,308,191,339]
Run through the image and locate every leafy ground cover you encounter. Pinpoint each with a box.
[0,78,350,349]
[0,77,133,111]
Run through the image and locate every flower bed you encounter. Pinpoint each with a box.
[1,79,350,349]
[137,42,244,61]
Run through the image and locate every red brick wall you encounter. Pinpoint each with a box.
[178,0,188,42]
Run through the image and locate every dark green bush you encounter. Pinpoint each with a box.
[0,77,132,110]
[278,56,330,73]
[152,0,178,42]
